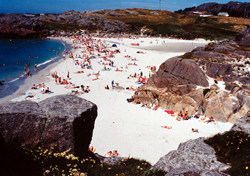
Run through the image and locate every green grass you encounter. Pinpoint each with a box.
[205,131,250,176]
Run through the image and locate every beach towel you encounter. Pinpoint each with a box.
[164,110,174,114]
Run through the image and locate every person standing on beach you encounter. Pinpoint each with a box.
[34,62,37,72]
[27,69,31,77]
[67,71,69,79]
[111,80,114,88]
[58,73,61,84]
[24,66,26,73]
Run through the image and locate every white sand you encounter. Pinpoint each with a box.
[3,36,233,165]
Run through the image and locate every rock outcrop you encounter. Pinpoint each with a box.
[0,95,97,159]
[134,35,250,122]
[32,10,132,34]
[0,13,48,38]
[176,1,250,18]
[230,110,250,134]
[153,137,230,176]
[235,25,250,47]
[95,154,123,165]
[149,57,209,88]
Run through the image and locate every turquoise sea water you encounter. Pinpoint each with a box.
[0,38,65,81]
[0,38,66,97]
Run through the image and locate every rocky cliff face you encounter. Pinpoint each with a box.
[0,13,48,38]
[176,1,250,18]
[134,29,250,123]
[32,10,132,34]
[0,10,133,38]
[0,95,97,158]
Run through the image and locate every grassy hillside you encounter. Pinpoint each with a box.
[41,8,250,40]
[104,8,249,40]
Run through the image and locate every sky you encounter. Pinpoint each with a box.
[0,0,248,14]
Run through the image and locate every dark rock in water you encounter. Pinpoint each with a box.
[153,137,230,176]
[230,110,250,135]
[0,95,97,159]
[0,81,3,86]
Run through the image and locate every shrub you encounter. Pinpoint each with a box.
[205,131,250,176]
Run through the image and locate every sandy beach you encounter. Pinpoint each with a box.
[0,36,233,165]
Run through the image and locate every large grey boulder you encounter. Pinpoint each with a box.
[204,91,240,122]
[0,95,97,158]
[149,57,209,88]
[153,137,230,176]
[230,110,250,134]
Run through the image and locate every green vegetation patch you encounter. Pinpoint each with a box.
[205,131,250,176]
[0,138,166,176]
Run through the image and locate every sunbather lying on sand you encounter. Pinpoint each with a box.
[176,114,183,121]
[71,90,79,95]
[112,150,121,157]
[92,75,99,80]
[205,116,215,123]
[136,51,146,54]
[42,87,51,94]
[73,70,84,73]
[31,84,37,89]
[115,68,123,72]
[85,86,90,93]
[133,99,140,104]
[152,104,159,110]
[65,84,75,89]
[146,104,153,109]
[161,126,172,129]
[89,146,96,153]
[127,96,134,103]
[192,128,199,133]
[199,116,206,122]
[104,151,112,157]
[141,101,147,107]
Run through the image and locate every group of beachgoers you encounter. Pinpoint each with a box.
[30,82,52,95]
[126,96,216,133]
[127,97,160,110]
[174,110,215,123]
[89,146,121,158]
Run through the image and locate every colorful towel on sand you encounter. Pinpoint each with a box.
[164,110,174,114]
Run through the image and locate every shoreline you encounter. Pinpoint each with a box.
[0,39,71,104]
[0,35,233,165]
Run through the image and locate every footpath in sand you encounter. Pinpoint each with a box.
[4,36,233,164]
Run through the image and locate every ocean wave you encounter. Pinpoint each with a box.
[37,59,52,67]
[6,77,20,83]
